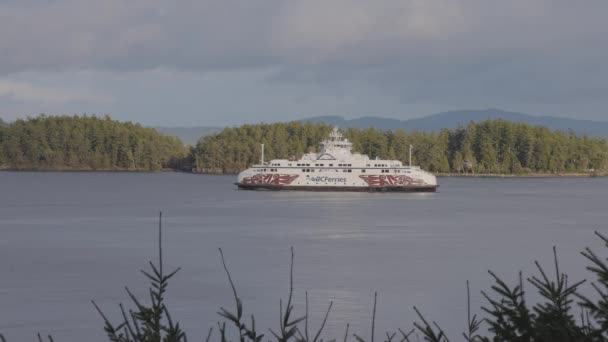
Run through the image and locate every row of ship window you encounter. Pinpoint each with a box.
[256,168,408,173]
[295,163,353,167]
[284,163,397,167]
[301,169,409,173]
[302,169,353,173]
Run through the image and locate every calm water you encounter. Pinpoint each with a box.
[0,172,607,341]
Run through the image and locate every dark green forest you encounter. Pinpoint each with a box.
[193,120,608,175]
[0,115,188,171]
[1,115,607,175]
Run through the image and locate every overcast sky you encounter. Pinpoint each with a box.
[1,0,607,126]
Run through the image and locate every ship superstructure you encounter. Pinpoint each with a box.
[236,128,438,192]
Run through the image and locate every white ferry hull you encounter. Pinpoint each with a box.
[236,182,437,192]
[235,171,438,192]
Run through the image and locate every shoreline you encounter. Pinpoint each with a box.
[436,172,606,178]
[0,168,180,173]
[1,169,605,178]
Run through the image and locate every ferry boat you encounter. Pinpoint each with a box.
[235,128,438,192]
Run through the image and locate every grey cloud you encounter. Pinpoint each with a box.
[1,0,608,123]
[0,0,282,74]
[1,1,607,74]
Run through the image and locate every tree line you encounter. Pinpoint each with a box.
[1,116,607,175]
[192,120,608,174]
[0,115,188,171]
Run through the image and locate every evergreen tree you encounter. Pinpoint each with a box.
[0,115,187,171]
[191,119,608,175]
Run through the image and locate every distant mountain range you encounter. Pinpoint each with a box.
[154,109,608,144]
[154,126,221,145]
[301,109,608,136]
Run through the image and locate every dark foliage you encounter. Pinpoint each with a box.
[2,217,608,341]
[578,232,608,338]
[0,115,187,171]
[2,115,606,175]
[91,212,186,342]
[192,120,608,174]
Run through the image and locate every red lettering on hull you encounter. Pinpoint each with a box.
[359,175,426,186]
[242,174,299,185]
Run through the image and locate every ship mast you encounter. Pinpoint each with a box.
[409,145,412,167]
[260,144,265,165]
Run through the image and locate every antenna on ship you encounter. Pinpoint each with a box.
[409,144,413,167]
[260,143,265,165]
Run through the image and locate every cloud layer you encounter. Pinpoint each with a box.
[2,1,606,73]
[1,0,607,124]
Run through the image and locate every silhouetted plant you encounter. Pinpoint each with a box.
[269,247,306,342]
[295,291,333,342]
[412,306,449,342]
[4,217,608,342]
[481,270,534,341]
[462,282,485,342]
[527,247,586,340]
[217,247,264,342]
[353,292,378,342]
[578,231,608,338]
[91,212,185,342]
[37,333,54,342]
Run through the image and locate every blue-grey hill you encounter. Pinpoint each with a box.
[301,109,608,136]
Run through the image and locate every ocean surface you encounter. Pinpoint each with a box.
[0,172,607,341]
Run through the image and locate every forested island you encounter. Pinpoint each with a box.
[0,115,188,171]
[1,115,607,175]
[192,120,608,175]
